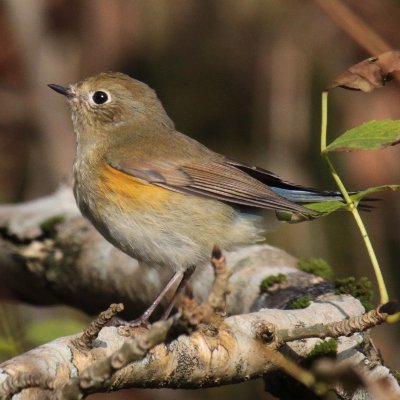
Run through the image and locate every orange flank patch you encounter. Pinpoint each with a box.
[100,163,173,209]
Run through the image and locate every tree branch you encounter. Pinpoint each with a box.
[0,296,398,399]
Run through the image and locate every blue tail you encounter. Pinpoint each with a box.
[271,187,345,203]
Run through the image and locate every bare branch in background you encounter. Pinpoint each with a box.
[315,0,391,54]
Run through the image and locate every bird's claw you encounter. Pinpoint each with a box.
[109,314,152,336]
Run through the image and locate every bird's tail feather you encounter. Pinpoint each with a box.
[272,187,348,203]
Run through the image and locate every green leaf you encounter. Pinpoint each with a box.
[304,199,348,214]
[304,185,400,214]
[326,120,400,152]
[25,318,86,346]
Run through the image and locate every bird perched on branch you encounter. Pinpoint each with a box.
[49,72,349,325]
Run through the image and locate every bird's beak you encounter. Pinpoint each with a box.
[48,83,74,98]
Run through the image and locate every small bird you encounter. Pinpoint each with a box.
[48,72,345,324]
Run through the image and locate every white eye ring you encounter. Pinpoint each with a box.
[90,90,111,105]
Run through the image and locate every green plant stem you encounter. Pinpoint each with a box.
[320,92,389,305]
[320,91,328,152]
[387,312,400,324]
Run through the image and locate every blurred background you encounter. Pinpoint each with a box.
[0,0,399,398]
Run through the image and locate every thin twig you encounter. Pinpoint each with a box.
[276,302,396,343]
[178,245,231,329]
[72,303,124,351]
[58,317,174,400]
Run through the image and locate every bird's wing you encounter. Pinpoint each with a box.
[107,158,316,215]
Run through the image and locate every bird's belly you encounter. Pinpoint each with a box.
[74,163,262,270]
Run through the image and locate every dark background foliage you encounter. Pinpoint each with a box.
[0,1,399,398]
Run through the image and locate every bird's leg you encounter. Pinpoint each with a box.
[160,265,196,320]
[127,271,184,327]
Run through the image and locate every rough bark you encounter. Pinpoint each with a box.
[0,296,398,400]
[0,187,398,399]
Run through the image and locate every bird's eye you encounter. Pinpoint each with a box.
[92,91,109,105]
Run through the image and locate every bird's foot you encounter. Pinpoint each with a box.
[127,315,152,329]
[109,313,153,336]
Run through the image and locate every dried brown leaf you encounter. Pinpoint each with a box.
[327,50,400,92]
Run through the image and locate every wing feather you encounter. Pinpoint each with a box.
[108,159,316,215]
